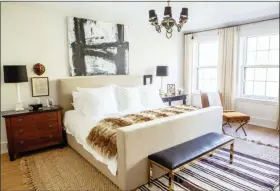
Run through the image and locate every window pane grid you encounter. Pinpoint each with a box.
[243,34,279,99]
[195,41,218,92]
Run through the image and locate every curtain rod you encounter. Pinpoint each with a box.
[184,17,279,35]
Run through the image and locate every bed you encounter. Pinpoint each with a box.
[58,75,223,191]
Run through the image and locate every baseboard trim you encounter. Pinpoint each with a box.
[249,117,277,129]
[1,142,8,154]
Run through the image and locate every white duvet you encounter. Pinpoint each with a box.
[63,106,167,176]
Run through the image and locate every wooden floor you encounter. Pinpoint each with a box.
[224,123,279,147]
[1,153,26,190]
[1,124,279,191]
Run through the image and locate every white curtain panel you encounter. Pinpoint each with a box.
[218,27,239,110]
[183,34,195,105]
[277,103,279,131]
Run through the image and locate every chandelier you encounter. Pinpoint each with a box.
[149,0,188,39]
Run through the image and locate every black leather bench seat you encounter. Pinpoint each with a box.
[148,132,234,170]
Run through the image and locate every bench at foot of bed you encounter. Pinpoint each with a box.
[148,132,234,191]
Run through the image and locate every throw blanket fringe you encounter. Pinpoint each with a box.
[87,105,197,158]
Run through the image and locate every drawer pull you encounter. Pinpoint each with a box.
[20,141,24,144]
[18,118,23,122]
[49,135,53,138]
[19,129,24,134]
[49,125,53,128]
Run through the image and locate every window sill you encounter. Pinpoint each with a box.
[236,97,279,106]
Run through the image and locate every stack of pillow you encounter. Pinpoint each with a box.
[72,84,165,117]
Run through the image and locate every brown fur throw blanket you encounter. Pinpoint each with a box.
[86,105,198,158]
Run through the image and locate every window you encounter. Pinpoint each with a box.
[195,41,219,92]
[241,34,279,100]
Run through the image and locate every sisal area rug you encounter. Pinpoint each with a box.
[20,139,279,191]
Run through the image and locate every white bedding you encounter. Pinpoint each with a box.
[64,110,119,175]
[63,106,167,176]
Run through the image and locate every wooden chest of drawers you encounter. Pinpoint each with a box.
[2,106,64,161]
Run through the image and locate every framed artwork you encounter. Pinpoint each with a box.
[143,75,153,85]
[67,17,129,76]
[31,77,49,97]
[167,84,176,95]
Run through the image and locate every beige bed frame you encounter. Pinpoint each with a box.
[58,76,223,190]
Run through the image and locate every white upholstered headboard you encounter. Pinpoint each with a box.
[58,75,142,113]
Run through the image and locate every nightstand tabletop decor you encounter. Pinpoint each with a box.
[1,105,64,161]
[161,94,187,106]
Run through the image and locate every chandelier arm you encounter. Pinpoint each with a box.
[156,23,162,33]
[175,22,182,32]
[166,30,172,39]
[151,22,162,33]
[149,0,188,39]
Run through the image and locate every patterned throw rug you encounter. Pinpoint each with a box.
[20,139,279,191]
[137,147,279,191]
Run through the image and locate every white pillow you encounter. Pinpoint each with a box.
[114,85,145,112]
[72,91,80,109]
[140,85,165,109]
[207,92,222,107]
[75,85,118,116]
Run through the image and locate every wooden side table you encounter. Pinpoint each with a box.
[1,105,64,161]
[161,94,187,106]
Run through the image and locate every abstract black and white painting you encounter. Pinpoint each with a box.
[67,17,129,76]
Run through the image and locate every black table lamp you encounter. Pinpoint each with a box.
[4,65,28,111]
[156,66,168,91]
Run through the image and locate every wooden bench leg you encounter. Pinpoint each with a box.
[169,170,174,191]
[148,160,153,187]
[230,142,234,164]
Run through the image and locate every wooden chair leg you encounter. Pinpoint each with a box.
[169,170,174,191]
[230,142,234,164]
[148,160,153,187]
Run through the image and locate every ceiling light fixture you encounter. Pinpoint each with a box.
[149,0,188,39]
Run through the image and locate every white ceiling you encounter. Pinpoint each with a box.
[14,1,279,33]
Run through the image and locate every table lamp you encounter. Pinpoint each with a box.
[156,66,168,93]
[4,65,28,111]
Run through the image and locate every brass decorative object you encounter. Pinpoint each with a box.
[149,0,188,39]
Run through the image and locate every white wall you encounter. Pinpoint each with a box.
[236,98,278,129]
[1,3,184,152]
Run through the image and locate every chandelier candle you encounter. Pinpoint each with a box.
[149,0,188,39]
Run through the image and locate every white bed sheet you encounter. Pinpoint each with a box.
[63,106,166,176]
[63,110,120,175]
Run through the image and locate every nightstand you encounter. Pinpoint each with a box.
[1,105,64,161]
[161,94,188,106]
